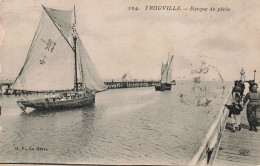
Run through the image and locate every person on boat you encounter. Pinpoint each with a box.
[243,83,260,132]
[61,93,68,100]
[60,95,66,101]
[51,93,56,102]
[66,94,72,100]
[45,93,49,101]
[225,93,243,132]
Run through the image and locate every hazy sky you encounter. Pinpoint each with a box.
[0,0,259,82]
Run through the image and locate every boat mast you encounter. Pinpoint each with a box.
[161,62,163,83]
[166,52,170,83]
[73,5,78,91]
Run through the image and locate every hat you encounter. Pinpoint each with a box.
[235,93,240,98]
[253,83,258,87]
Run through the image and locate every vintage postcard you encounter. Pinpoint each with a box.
[0,0,259,165]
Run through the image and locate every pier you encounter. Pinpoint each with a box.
[189,86,260,166]
[189,87,232,166]
[104,81,160,89]
[215,107,260,165]
[0,80,161,95]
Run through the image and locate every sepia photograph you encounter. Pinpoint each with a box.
[0,0,259,165]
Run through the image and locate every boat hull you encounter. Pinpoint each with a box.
[155,83,171,91]
[17,95,95,111]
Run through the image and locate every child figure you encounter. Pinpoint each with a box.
[225,93,243,132]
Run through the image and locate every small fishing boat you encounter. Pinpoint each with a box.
[155,54,174,91]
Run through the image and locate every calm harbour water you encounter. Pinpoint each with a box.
[0,81,232,165]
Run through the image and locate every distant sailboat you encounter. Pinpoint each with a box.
[11,5,107,111]
[155,54,174,91]
[122,72,133,82]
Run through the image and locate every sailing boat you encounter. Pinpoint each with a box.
[155,54,174,91]
[11,5,107,111]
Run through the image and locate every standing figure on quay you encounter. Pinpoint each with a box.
[243,83,260,132]
[232,80,245,98]
[225,93,243,132]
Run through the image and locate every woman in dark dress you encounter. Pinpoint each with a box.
[243,83,260,132]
